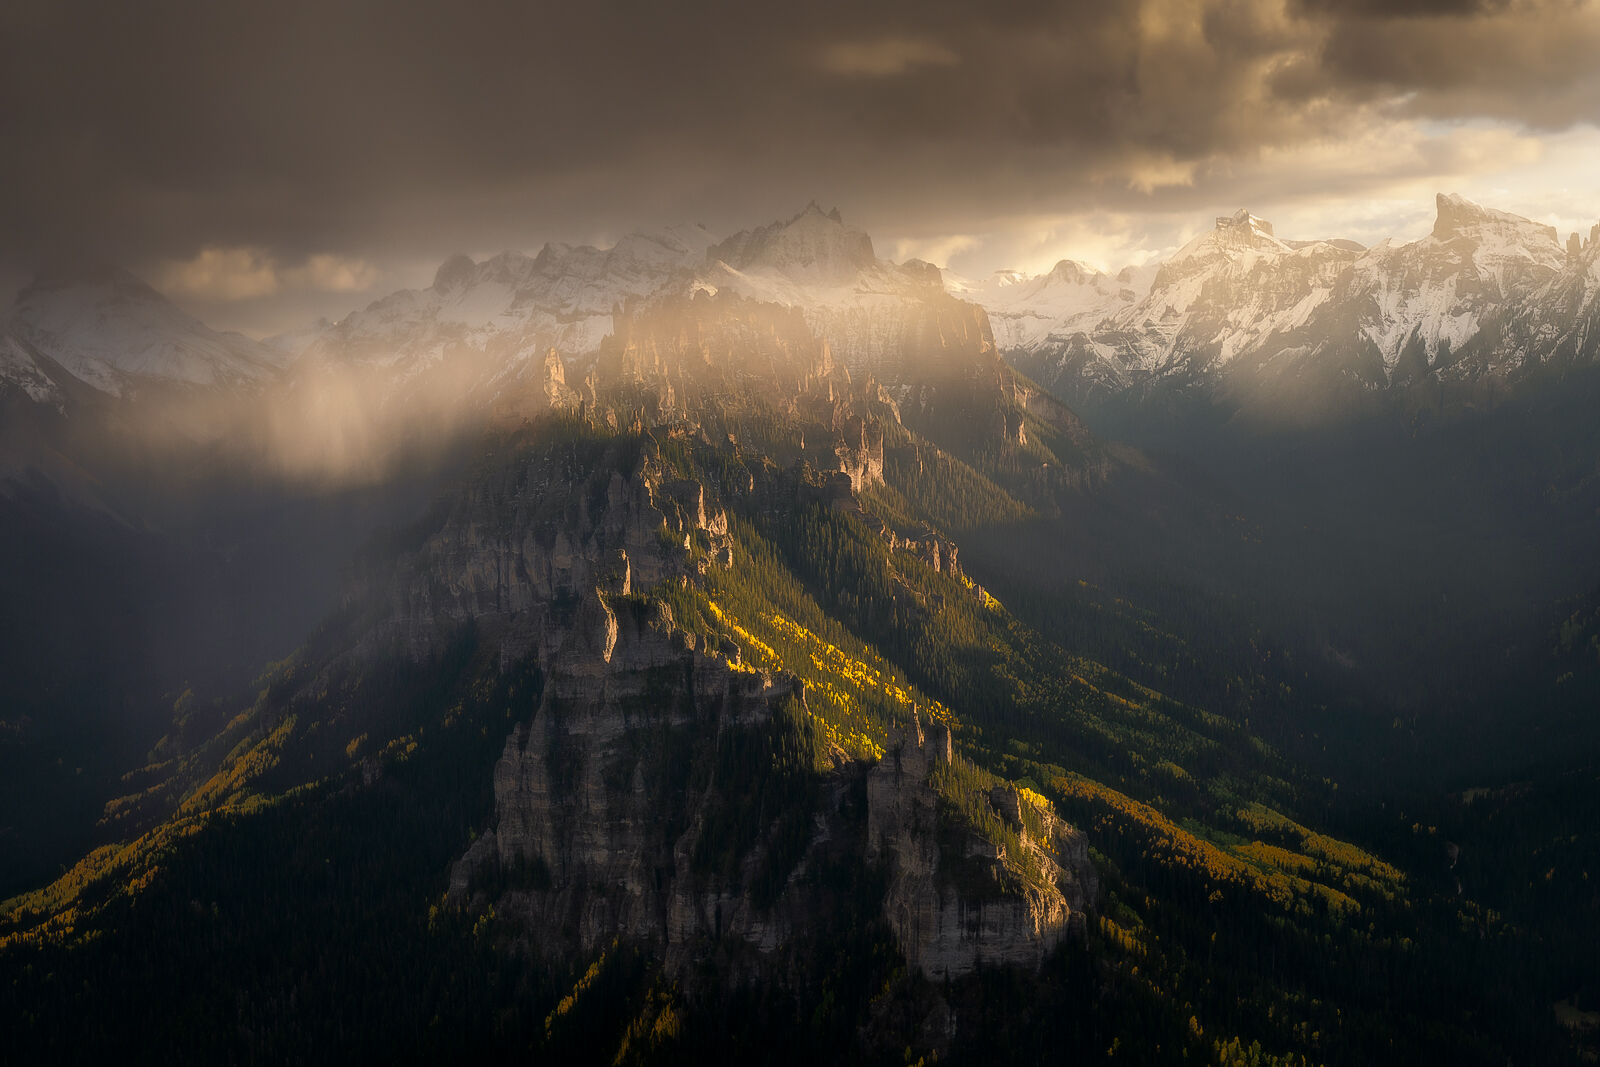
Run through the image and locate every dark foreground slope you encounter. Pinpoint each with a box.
[1,293,1592,1064]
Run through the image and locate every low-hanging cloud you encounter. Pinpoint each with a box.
[153,248,380,303]
[818,37,961,77]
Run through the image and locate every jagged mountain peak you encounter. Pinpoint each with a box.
[1431,192,1560,249]
[708,204,876,282]
[1217,208,1274,237]
[946,257,1149,354]
[796,199,845,224]
[1169,208,1290,264]
[304,227,718,379]
[1045,259,1104,284]
[426,226,720,300]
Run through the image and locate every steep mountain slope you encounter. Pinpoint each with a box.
[1354,193,1568,382]
[0,267,482,900]
[1006,209,1363,418]
[3,266,284,400]
[1468,217,1600,379]
[0,336,64,408]
[693,203,957,382]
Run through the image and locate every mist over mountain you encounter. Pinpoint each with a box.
[3,191,1600,1065]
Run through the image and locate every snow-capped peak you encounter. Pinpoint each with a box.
[1169,209,1290,264]
[1432,192,1558,245]
[300,225,719,379]
[5,265,286,398]
[706,204,876,284]
[608,224,718,270]
[946,257,1151,352]
[1421,192,1565,280]
[1218,208,1275,238]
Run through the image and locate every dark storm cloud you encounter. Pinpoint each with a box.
[1292,0,1509,15]
[1310,2,1600,126]
[2,0,1596,298]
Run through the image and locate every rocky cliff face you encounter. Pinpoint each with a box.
[374,429,732,659]
[449,605,1096,979]
[605,290,839,401]
[867,714,1096,978]
[448,595,820,968]
[1469,220,1600,380]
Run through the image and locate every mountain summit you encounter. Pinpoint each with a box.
[4,266,284,399]
[706,202,876,284]
[1432,191,1560,248]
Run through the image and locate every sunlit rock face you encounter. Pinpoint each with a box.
[451,608,1097,978]
[867,715,1096,979]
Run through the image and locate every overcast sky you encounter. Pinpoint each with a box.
[4,0,1599,336]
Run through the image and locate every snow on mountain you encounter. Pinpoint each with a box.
[705,202,875,285]
[1343,193,1566,378]
[690,203,950,378]
[1005,194,1591,418]
[299,225,718,382]
[1075,210,1360,398]
[0,335,61,407]
[1472,219,1600,377]
[946,260,1155,352]
[1168,209,1291,265]
[4,266,286,398]
[262,318,334,361]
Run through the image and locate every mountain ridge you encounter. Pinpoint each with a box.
[8,193,1596,433]
[988,193,1597,424]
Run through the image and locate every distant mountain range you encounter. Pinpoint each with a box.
[997,196,1600,426]
[4,194,1597,434]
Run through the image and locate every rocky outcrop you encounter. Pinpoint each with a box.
[373,435,732,659]
[489,347,579,427]
[454,632,1096,980]
[866,714,1096,979]
[831,414,885,491]
[449,596,821,968]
